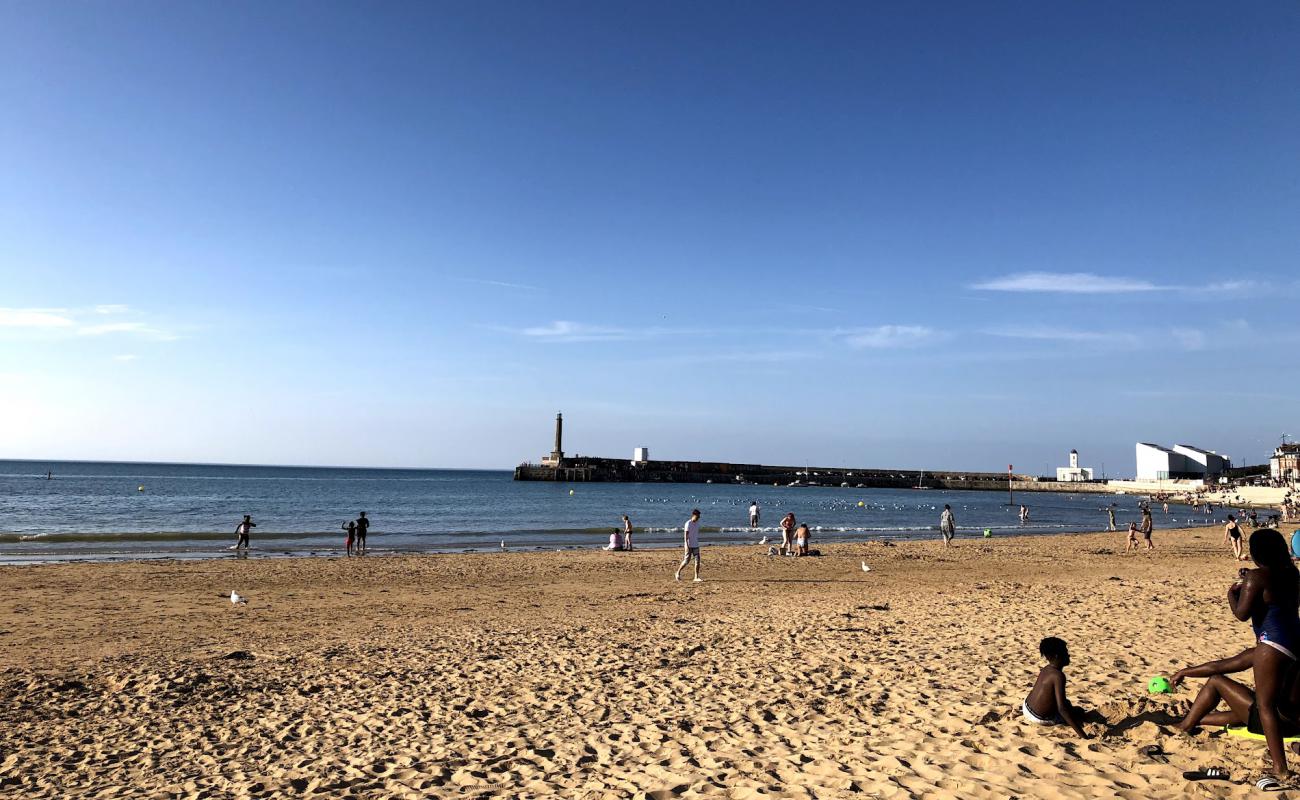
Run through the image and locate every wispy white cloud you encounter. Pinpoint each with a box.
[0,308,76,328]
[77,321,178,341]
[971,272,1161,294]
[519,320,634,342]
[1170,328,1206,351]
[94,304,130,315]
[460,278,543,292]
[636,350,819,367]
[983,326,1140,346]
[840,325,938,349]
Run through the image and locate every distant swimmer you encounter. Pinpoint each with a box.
[234,514,255,551]
[749,501,760,529]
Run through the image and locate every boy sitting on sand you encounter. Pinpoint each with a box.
[1023,637,1090,738]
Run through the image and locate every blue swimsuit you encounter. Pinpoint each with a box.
[1253,593,1300,660]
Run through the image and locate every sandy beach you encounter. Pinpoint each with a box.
[0,526,1290,798]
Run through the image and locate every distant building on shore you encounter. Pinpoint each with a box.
[1055,449,1094,482]
[1272,443,1300,482]
[1135,442,1231,481]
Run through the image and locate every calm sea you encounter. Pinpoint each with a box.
[0,459,1213,562]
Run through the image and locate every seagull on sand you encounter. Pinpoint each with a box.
[861,562,871,573]
[500,539,507,550]
[230,591,247,605]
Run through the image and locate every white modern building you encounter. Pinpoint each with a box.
[1055,449,1095,482]
[1173,444,1230,477]
[1135,442,1231,481]
[632,447,650,465]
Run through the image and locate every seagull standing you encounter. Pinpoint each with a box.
[230,591,247,605]
[860,562,871,573]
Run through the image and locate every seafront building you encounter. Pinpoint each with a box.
[1054,449,1094,482]
[1135,442,1230,481]
[1272,443,1300,482]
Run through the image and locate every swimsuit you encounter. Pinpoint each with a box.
[1253,591,1300,660]
[1248,703,1300,737]
[1022,699,1063,726]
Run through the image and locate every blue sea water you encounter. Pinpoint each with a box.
[0,460,1213,562]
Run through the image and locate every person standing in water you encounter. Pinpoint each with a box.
[621,514,634,551]
[675,509,703,582]
[355,512,370,554]
[342,519,357,556]
[1019,505,1030,524]
[940,504,956,546]
[748,501,760,529]
[234,514,255,551]
[1105,504,1118,532]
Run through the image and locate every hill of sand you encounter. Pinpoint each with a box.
[0,525,1289,798]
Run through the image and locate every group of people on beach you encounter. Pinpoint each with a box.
[230,512,371,556]
[1026,523,1300,789]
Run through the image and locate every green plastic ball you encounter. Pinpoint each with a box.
[1147,676,1171,694]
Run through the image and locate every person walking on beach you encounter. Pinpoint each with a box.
[1126,522,1140,552]
[1140,507,1154,551]
[779,512,796,555]
[342,519,356,556]
[940,504,956,546]
[621,514,634,551]
[749,501,760,529]
[1225,515,1246,561]
[1105,505,1117,532]
[355,512,370,554]
[234,514,255,551]
[675,509,703,582]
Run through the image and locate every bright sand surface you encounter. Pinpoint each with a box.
[0,526,1288,798]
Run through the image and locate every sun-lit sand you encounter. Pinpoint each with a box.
[0,525,1285,798]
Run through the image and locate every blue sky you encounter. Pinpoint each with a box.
[1,1,1297,473]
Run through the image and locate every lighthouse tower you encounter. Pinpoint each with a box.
[542,412,565,466]
[1069,449,1079,469]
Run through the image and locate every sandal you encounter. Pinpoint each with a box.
[1255,776,1286,792]
[1182,767,1229,781]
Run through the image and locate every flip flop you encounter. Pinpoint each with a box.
[1182,767,1229,781]
[1255,776,1286,792]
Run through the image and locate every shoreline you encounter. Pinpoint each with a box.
[0,515,1223,566]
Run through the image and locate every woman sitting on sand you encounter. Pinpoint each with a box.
[1171,529,1300,786]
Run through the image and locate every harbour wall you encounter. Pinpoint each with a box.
[514,457,1116,494]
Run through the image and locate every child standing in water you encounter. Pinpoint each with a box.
[342,520,356,556]
[1023,637,1090,738]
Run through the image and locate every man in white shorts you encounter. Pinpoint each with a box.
[675,508,703,582]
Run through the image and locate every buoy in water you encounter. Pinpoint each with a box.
[138,485,145,492]
[857,501,864,507]
[569,489,574,496]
